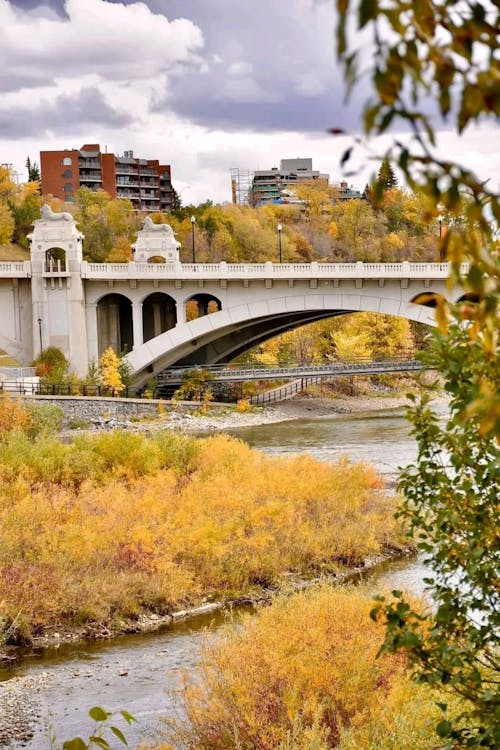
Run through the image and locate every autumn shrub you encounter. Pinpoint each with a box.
[32,345,69,383]
[24,402,63,437]
[0,393,32,437]
[0,431,405,641]
[165,585,448,750]
[236,397,251,413]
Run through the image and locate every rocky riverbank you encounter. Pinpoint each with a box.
[65,392,438,435]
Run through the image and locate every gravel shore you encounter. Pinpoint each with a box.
[75,392,433,435]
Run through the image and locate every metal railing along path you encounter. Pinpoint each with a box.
[157,357,425,386]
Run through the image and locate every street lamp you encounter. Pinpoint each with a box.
[37,318,43,352]
[438,215,444,261]
[190,215,196,263]
[277,223,282,263]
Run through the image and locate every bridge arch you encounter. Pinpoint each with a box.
[410,291,446,308]
[456,292,480,304]
[142,292,177,343]
[126,292,436,387]
[97,293,133,356]
[185,293,222,320]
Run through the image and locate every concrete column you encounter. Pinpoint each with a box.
[132,301,143,349]
[153,302,162,337]
[86,303,99,364]
[176,300,186,324]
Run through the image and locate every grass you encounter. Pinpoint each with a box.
[0,243,29,261]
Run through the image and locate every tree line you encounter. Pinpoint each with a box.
[0,160,454,265]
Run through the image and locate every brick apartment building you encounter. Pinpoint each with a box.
[40,144,175,212]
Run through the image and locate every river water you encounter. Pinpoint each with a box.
[0,407,428,749]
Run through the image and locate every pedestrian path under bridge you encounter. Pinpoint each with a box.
[156,356,426,402]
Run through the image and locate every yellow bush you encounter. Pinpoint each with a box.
[99,347,124,394]
[0,431,405,642]
[0,393,32,438]
[236,398,251,413]
[167,586,436,750]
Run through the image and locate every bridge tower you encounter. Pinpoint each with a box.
[28,206,89,375]
[131,217,181,264]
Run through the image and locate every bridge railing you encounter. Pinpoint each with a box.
[156,355,424,384]
[0,261,31,277]
[80,261,466,280]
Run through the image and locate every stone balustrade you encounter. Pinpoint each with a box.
[78,260,467,280]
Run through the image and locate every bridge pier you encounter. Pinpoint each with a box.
[27,212,89,374]
[132,301,144,349]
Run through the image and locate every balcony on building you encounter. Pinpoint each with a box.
[79,172,102,182]
[79,159,100,169]
[115,165,139,175]
[116,177,140,187]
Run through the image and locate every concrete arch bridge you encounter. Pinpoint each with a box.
[0,210,470,388]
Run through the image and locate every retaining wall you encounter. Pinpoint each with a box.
[22,395,186,421]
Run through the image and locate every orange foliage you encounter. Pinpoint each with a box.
[168,586,413,749]
[0,394,32,437]
[0,430,404,642]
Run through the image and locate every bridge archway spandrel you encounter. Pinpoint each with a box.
[126,294,436,386]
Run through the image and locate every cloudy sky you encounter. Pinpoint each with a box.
[1,0,498,204]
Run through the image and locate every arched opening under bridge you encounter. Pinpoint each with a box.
[410,292,445,308]
[142,292,177,343]
[97,293,133,356]
[185,293,222,321]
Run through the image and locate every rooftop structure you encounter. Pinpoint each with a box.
[40,144,175,212]
[249,158,329,206]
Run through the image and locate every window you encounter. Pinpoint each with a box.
[62,169,72,178]
[62,157,72,166]
[63,183,74,193]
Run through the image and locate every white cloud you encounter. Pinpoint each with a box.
[227,61,253,76]
[217,76,279,104]
[0,0,204,90]
[293,73,328,97]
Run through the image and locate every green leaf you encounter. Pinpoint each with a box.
[63,740,88,750]
[120,710,137,725]
[89,738,111,750]
[340,147,353,167]
[111,726,128,746]
[436,720,452,737]
[89,707,110,722]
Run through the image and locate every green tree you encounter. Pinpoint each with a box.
[25,157,40,183]
[337,1,499,747]
[376,158,398,192]
[173,368,214,401]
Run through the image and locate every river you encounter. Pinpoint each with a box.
[0,407,428,748]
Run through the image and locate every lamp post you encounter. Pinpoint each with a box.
[190,215,196,263]
[37,318,43,353]
[277,223,282,263]
[438,215,444,261]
